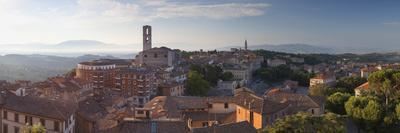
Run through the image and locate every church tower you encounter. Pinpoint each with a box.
[143,25,152,51]
[245,39,248,50]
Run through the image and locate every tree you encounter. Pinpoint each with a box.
[396,104,400,120]
[21,123,46,133]
[345,96,383,132]
[368,69,400,109]
[221,72,234,81]
[326,92,351,115]
[186,71,210,96]
[263,112,346,133]
[290,70,314,87]
[203,65,223,86]
[336,76,367,93]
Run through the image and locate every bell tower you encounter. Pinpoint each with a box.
[245,39,248,50]
[143,25,152,51]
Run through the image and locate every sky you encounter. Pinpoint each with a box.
[0,0,400,51]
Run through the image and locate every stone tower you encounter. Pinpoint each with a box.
[245,39,248,50]
[143,25,152,51]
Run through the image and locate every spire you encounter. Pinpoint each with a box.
[244,39,248,50]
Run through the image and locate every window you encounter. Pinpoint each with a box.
[238,109,240,114]
[14,126,20,133]
[14,113,19,123]
[154,54,158,58]
[54,121,60,132]
[3,124,8,133]
[224,103,229,108]
[202,122,208,127]
[164,54,167,58]
[25,116,32,125]
[144,54,147,58]
[137,111,144,114]
[3,110,7,119]
[208,104,213,108]
[311,109,314,114]
[40,119,45,126]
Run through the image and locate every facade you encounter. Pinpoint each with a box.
[75,60,117,98]
[267,59,286,67]
[223,67,251,85]
[158,82,185,96]
[136,47,179,67]
[354,82,369,97]
[114,68,156,107]
[234,88,289,129]
[75,59,132,97]
[217,80,238,91]
[0,91,76,133]
[309,73,336,87]
[360,67,378,78]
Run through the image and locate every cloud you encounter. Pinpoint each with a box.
[153,3,270,19]
[382,22,400,26]
[0,0,270,44]
[74,0,269,21]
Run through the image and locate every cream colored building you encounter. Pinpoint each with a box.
[0,91,76,133]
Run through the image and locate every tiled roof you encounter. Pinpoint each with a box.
[354,82,369,91]
[234,87,289,114]
[265,90,325,110]
[0,91,77,120]
[107,119,190,133]
[191,121,257,133]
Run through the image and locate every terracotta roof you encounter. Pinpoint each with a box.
[265,90,325,110]
[144,96,235,119]
[107,119,190,133]
[191,121,257,133]
[234,87,289,114]
[183,112,233,122]
[354,82,369,91]
[0,91,77,120]
[77,98,107,121]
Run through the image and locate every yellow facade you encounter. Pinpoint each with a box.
[235,106,263,129]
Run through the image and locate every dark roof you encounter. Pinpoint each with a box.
[108,119,190,133]
[191,121,257,133]
[0,91,77,120]
[183,112,233,122]
[234,87,289,114]
[77,98,107,121]
[79,59,132,66]
[265,90,325,110]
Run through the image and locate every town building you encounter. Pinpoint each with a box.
[354,82,369,97]
[265,89,325,116]
[114,67,157,107]
[158,82,185,96]
[267,59,286,67]
[234,88,290,129]
[309,73,336,87]
[360,67,378,78]
[191,121,257,133]
[0,90,76,133]
[135,25,180,67]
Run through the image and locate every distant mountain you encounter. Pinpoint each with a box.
[0,40,141,57]
[0,54,118,82]
[220,44,334,54]
[220,43,400,54]
[250,44,334,54]
[55,40,110,48]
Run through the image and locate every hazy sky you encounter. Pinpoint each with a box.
[0,0,400,50]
